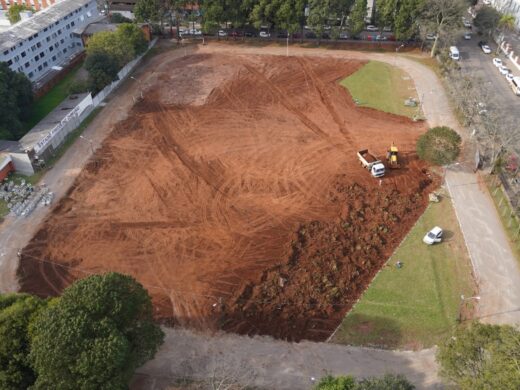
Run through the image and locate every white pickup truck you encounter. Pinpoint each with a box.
[357,149,385,178]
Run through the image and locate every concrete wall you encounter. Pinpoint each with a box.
[9,152,34,175]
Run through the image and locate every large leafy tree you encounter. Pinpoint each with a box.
[473,6,501,39]
[134,0,163,23]
[86,30,134,67]
[419,0,465,56]
[376,0,397,31]
[307,0,334,43]
[29,273,164,390]
[0,294,47,390]
[0,62,33,140]
[416,126,461,165]
[348,0,367,37]
[394,0,423,41]
[117,23,148,55]
[437,323,520,389]
[85,51,121,93]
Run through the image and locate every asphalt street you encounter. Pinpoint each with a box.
[457,35,520,114]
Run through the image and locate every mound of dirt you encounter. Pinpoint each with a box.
[18,52,436,342]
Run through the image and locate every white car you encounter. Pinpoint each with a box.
[481,44,491,54]
[259,31,270,38]
[425,33,437,41]
[493,57,503,67]
[463,20,472,28]
[499,65,511,75]
[464,32,471,40]
[506,73,515,82]
[423,226,443,245]
[483,0,491,4]
[218,30,227,37]
[366,25,378,31]
[383,26,392,32]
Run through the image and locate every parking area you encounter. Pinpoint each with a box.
[456,36,520,116]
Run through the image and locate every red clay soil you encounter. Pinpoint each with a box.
[18,52,436,341]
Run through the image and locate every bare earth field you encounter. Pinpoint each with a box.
[18,52,436,341]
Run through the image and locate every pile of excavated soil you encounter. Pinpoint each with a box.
[19,52,436,341]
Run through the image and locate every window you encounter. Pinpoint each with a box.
[24,62,29,68]
[49,46,54,52]
[37,65,42,71]
[63,48,67,54]
[52,55,56,61]
[21,51,26,57]
[46,37,50,42]
[34,54,39,60]
[57,29,62,34]
[36,42,41,48]
[44,27,48,32]
[40,52,44,58]
[2,50,8,56]
[43,61,48,68]
[6,59,12,66]
[71,21,75,26]
[54,43,59,48]
[17,66,22,72]
[66,24,70,30]
[28,36,33,41]
[60,39,64,44]
[28,72,33,78]
[13,55,19,61]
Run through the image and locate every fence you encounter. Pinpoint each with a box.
[92,37,158,107]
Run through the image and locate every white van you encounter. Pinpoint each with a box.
[510,76,520,96]
[449,46,460,61]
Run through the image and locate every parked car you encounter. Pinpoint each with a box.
[366,25,378,31]
[339,31,349,40]
[230,30,243,38]
[462,18,472,28]
[493,57,503,67]
[259,31,270,38]
[423,226,443,245]
[244,31,256,37]
[218,30,227,37]
[499,65,511,75]
[464,32,471,40]
[305,31,317,39]
[506,72,515,82]
[375,34,387,41]
[383,26,392,32]
[277,31,288,38]
[425,33,437,41]
[481,44,492,54]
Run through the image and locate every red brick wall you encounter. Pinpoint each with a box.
[0,161,14,182]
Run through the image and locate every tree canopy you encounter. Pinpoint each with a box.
[473,6,501,38]
[437,323,520,389]
[416,126,461,165]
[29,273,164,390]
[0,294,47,390]
[7,4,33,24]
[0,62,33,140]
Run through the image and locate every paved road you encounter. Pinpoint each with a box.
[457,36,519,115]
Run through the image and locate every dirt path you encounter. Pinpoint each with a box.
[133,328,441,390]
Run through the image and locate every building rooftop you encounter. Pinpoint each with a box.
[0,140,23,154]
[19,92,90,153]
[0,0,93,52]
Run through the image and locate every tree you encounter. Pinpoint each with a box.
[437,323,520,389]
[86,30,135,67]
[376,0,397,32]
[394,0,423,41]
[110,13,133,23]
[349,0,367,37]
[473,6,501,39]
[134,0,162,23]
[496,13,516,53]
[419,0,465,57]
[416,126,461,165]
[85,51,121,93]
[307,0,333,43]
[0,62,33,140]
[117,23,148,55]
[7,4,32,24]
[314,374,415,389]
[29,273,164,390]
[0,294,47,390]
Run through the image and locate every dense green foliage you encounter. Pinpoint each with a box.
[0,294,47,390]
[315,374,415,389]
[110,13,133,23]
[473,6,501,38]
[85,23,147,92]
[416,126,461,165]
[7,4,32,24]
[0,62,34,140]
[29,273,164,389]
[437,323,520,389]
[349,0,367,36]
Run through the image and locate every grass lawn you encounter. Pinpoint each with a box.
[23,62,83,132]
[485,175,520,263]
[340,60,420,119]
[330,191,476,350]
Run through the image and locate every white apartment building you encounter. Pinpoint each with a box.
[0,0,61,11]
[491,0,520,29]
[0,0,99,84]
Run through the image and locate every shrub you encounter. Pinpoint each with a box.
[416,126,461,165]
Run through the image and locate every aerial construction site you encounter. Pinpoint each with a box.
[19,51,436,341]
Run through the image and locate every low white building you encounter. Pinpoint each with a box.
[0,0,99,85]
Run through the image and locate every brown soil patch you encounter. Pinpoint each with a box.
[18,52,436,341]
